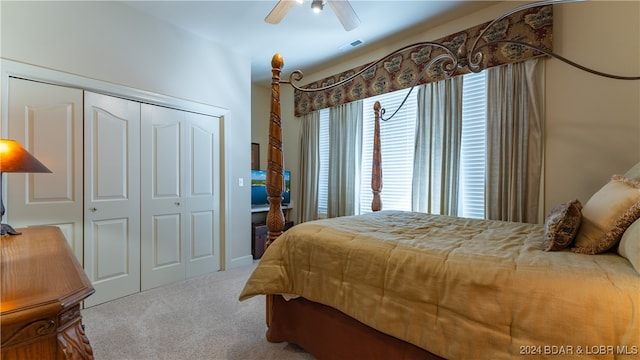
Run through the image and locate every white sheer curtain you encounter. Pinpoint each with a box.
[328,100,363,218]
[412,77,463,215]
[296,111,320,223]
[485,58,544,223]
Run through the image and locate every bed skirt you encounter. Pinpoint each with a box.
[266,294,444,360]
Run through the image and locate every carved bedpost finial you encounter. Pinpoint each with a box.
[272,53,284,70]
[371,101,382,212]
[266,53,286,248]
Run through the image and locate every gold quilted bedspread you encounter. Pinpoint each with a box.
[239,211,639,359]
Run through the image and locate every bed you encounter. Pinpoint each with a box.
[240,1,640,359]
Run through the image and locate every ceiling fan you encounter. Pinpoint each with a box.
[265,0,361,31]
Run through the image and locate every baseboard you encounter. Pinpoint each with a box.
[227,254,254,270]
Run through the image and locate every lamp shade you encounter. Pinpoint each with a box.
[0,139,52,173]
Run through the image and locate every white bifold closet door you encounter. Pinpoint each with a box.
[140,104,220,291]
[5,78,84,261]
[6,81,220,306]
[83,92,141,307]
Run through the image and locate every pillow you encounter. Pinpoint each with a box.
[624,161,640,182]
[618,218,640,273]
[542,199,582,251]
[573,175,640,254]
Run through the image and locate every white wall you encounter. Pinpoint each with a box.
[251,83,271,171]
[253,1,640,221]
[1,1,253,268]
[545,1,640,212]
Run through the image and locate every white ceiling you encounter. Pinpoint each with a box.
[123,0,498,85]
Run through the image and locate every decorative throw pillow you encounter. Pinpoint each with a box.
[618,218,640,274]
[542,199,582,251]
[573,175,640,254]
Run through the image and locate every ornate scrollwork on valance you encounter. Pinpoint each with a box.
[294,5,553,117]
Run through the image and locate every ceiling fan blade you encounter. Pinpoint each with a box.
[265,0,296,24]
[328,0,361,31]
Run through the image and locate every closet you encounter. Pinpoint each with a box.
[5,77,221,307]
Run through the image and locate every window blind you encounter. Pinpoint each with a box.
[460,71,487,219]
[318,109,330,217]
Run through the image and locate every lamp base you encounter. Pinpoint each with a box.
[1,223,22,236]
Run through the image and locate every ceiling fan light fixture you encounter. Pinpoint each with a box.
[266,0,360,31]
[311,0,324,13]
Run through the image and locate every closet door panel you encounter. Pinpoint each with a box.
[186,112,220,277]
[29,105,72,200]
[6,78,84,261]
[191,211,214,259]
[152,213,182,267]
[93,219,130,279]
[154,124,181,197]
[84,91,140,307]
[91,108,129,199]
[141,104,186,290]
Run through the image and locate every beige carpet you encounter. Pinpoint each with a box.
[82,262,315,360]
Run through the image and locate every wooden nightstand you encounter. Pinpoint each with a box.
[1,226,95,359]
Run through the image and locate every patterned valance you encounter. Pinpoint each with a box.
[294,5,552,117]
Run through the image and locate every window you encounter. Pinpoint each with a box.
[460,72,487,219]
[360,88,417,214]
[317,72,487,218]
[318,109,330,216]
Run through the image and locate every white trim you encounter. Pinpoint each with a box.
[1,58,229,118]
[229,255,254,269]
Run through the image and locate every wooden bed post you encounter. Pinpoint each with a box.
[266,53,286,248]
[265,53,286,329]
[371,101,382,212]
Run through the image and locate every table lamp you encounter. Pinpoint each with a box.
[0,139,52,236]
